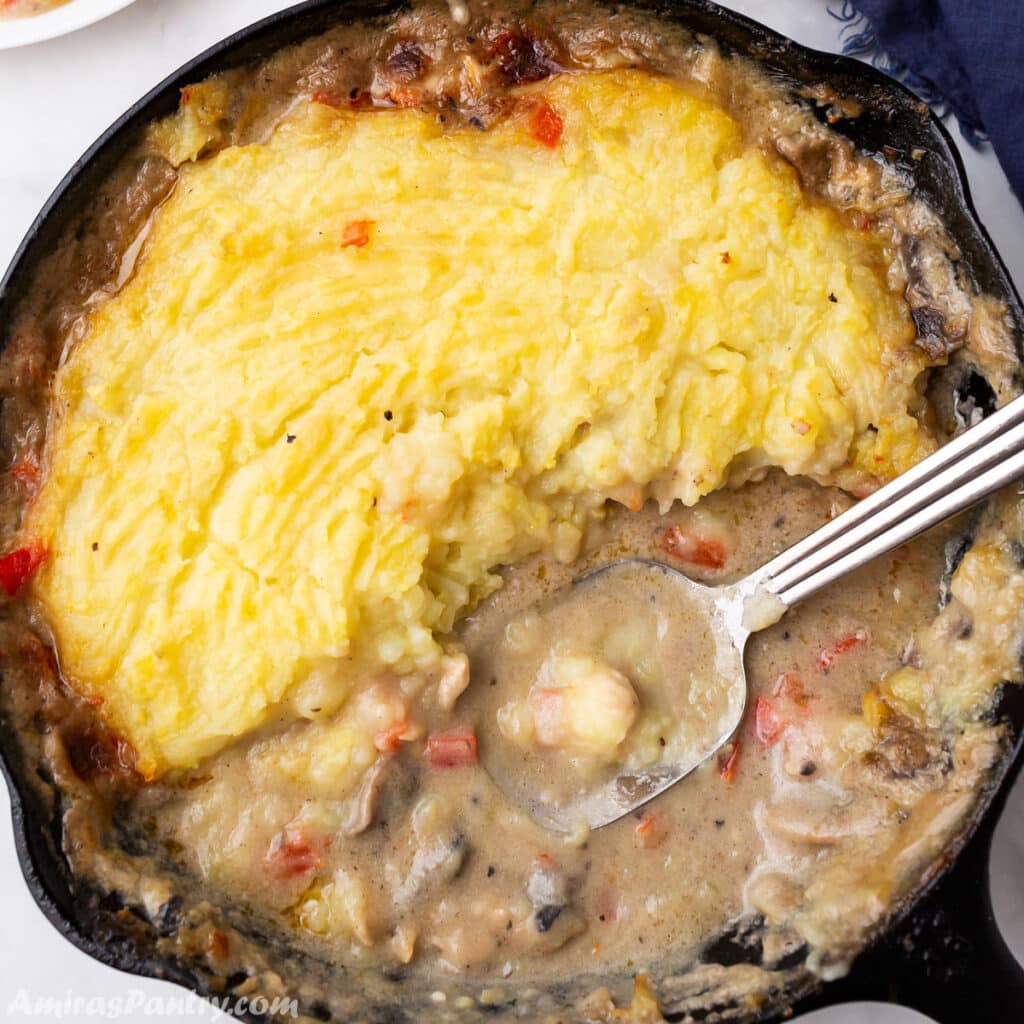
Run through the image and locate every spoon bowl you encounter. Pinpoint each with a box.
[480,560,750,833]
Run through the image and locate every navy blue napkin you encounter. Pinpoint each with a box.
[833,0,1024,200]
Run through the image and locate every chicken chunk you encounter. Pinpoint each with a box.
[499,653,639,760]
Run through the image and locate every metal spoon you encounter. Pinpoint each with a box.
[483,393,1024,833]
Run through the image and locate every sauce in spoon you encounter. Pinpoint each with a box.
[461,561,747,832]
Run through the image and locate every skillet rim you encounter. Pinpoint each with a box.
[1,1,1023,1020]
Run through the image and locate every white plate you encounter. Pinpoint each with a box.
[0,0,138,49]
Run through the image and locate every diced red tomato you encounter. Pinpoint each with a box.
[426,725,479,768]
[815,629,869,673]
[0,541,47,596]
[526,99,563,148]
[341,219,375,249]
[634,812,669,849]
[753,697,783,747]
[263,827,322,880]
[658,524,729,570]
[719,739,741,783]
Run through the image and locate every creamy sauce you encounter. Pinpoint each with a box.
[1,3,1021,1021]
[464,561,745,830]
[146,473,994,993]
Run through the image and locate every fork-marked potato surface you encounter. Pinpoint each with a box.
[28,69,931,777]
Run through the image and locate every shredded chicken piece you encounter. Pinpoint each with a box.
[435,652,470,711]
[341,756,390,837]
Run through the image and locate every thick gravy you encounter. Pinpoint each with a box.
[1,3,1022,1022]
[144,471,1013,1000]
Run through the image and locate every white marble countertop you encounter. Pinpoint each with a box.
[1,1,1022,1021]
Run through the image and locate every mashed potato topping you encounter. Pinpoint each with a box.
[28,69,933,778]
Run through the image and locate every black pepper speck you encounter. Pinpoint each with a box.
[534,905,562,932]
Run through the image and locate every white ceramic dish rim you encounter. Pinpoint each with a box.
[0,0,138,50]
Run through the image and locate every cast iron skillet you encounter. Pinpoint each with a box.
[1,1,1023,1021]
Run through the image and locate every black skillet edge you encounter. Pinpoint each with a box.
[1,1,1023,1021]
[777,685,1024,1024]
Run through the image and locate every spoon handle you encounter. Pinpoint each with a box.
[756,393,1024,608]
